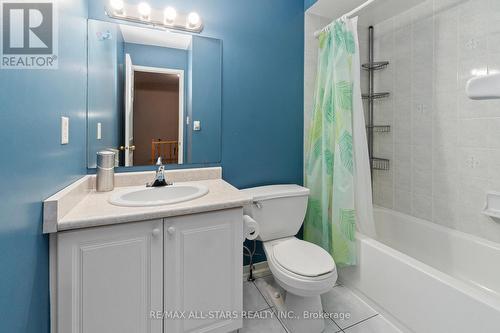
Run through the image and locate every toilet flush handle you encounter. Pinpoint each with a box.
[253,201,263,209]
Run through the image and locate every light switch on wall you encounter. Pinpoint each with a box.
[97,122,102,140]
[193,120,201,131]
[61,117,69,144]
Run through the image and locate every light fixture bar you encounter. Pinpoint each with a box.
[105,2,203,33]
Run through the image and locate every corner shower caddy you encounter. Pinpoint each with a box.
[363,26,390,174]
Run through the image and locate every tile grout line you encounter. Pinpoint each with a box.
[251,278,290,333]
[277,316,291,333]
[251,279,275,309]
[340,313,379,331]
[251,278,290,332]
[247,279,274,312]
[252,278,345,333]
[323,312,344,333]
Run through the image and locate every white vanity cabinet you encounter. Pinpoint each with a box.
[54,209,243,333]
[56,219,164,333]
[164,209,243,333]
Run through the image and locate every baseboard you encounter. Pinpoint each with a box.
[243,261,271,280]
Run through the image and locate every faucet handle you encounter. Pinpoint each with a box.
[156,157,163,166]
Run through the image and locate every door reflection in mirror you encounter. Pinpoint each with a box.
[131,67,184,166]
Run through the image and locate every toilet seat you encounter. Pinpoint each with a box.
[273,238,335,277]
[263,238,338,298]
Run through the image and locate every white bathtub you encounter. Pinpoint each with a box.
[339,207,500,333]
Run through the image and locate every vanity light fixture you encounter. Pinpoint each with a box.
[109,0,125,16]
[105,1,204,33]
[137,2,151,21]
[164,7,177,25]
[187,12,201,29]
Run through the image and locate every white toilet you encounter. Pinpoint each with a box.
[241,184,337,333]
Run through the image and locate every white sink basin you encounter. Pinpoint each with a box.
[109,184,209,207]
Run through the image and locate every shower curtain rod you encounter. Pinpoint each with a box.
[313,0,376,38]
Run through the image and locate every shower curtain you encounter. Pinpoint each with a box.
[304,17,375,267]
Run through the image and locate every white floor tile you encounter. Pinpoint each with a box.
[244,281,270,312]
[323,318,343,333]
[275,315,340,333]
[254,275,285,308]
[343,315,401,333]
[321,286,378,329]
[240,309,287,333]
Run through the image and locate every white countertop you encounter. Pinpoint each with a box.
[43,168,252,233]
[58,179,250,231]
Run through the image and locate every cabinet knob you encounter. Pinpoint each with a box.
[167,227,176,235]
[152,228,161,237]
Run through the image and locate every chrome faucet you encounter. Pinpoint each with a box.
[147,157,171,187]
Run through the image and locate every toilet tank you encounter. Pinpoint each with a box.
[240,185,310,242]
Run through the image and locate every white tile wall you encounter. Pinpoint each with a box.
[371,0,500,243]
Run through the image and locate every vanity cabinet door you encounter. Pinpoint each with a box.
[164,209,243,333]
[57,220,163,333]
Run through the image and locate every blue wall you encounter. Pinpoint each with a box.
[0,0,88,332]
[89,0,305,189]
[189,36,222,164]
[305,0,318,10]
[87,20,124,167]
[124,42,188,70]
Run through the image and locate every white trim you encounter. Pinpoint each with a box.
[125,54,134,166]
[133,65,183,75]
[133,65,185,164]
[50,234,58,333]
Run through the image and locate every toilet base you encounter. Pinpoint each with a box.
[280,292,325,333]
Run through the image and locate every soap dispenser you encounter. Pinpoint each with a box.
[96,151,115,192]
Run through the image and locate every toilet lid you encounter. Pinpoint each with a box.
[273,238,336,277]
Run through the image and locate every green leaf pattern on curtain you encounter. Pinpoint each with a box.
[340,209,356,241]
[324,149,334,175]
[339,131,353,174]
[325,91,336,123]
[304,18,357,267]
[335,81,353,112]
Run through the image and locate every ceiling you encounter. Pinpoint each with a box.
[307,0,425,27]
[119,24,192,50]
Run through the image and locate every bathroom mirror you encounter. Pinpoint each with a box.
[87,19,222,168]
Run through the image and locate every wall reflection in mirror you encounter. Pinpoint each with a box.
[87,19,222,168]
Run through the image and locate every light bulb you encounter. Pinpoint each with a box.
[164,7,177,24]
[187,12,200,28]
[137,2,151,20]
[471,68,488,76]
[110,0,124,14]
